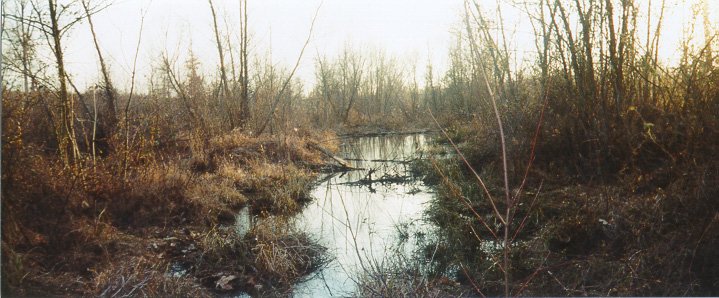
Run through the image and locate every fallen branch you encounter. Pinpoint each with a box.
[337,129,438,138]
[307,142,359,170]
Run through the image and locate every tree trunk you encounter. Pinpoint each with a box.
[48,0,78,166]
[239,0,250,128]
[82,0,117,131]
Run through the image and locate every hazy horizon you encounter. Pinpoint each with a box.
[4,0,716,93]
[57,0,464,93]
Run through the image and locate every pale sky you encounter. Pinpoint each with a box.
[63,0,465,92]
[35,0,719,93]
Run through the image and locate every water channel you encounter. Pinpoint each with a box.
[291,133,437,297]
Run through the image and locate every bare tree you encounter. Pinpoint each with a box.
[314,54,340,124]
[2,0,42,93]
[81,0,117,131]
[208,0,231,107]
[255,3,321,135]
[46,0,79,165]
[6,0,104,166]
[340,47,364,123]
[161,51,205,131]
[239,0,250,128]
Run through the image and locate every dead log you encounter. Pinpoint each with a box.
[307,142,359,170]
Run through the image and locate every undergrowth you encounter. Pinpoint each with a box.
[1,104,337,296]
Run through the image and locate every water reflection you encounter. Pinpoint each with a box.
[235,207,253,238]
[292,134,435,297]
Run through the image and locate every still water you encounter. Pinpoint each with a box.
[292,134,436,297]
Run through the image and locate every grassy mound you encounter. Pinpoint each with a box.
[1,126,337,296]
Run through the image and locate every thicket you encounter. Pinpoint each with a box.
[1,0,335,295]
[414,0,719,296]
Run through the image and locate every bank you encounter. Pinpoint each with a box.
[2,129,339,296]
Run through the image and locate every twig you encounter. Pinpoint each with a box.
[547,270,571,294]
[255,1,322,135]
[430,158,499,240]
[428,109,505,225]
[464,2,512,295]
[460,262,486,298]
[513,76,551,203]
[513,251,551,296]
[511,181,543,243]
[687,212,718,273]
[123,3,148,180]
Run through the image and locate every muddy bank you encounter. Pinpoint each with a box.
[338,129,439,138]
[389,133,719,296]
[1,130,342,297]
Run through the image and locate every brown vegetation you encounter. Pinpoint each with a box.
[1,1,339,295]
[2,0,717,296]
[1,84,336,295]
[411,0,719,296]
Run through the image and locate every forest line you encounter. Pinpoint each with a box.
[2,0,718,296]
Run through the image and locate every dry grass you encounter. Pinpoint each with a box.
[186,174,248,224]
[104,163,193,227]
[424,152,719,296]
[93,256,212,297]
[356,256,468,298]
[208,130,327,166]
[219,160,315,215]
[246,217,329,292]
[1,124,336,295]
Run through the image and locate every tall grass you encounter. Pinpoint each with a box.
[1,88,333,294]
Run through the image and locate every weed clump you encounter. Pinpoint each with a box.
[421,126,719,296]
[94,256,212,297]
[246,218,329,293]
[355,255,469,297]
[1,125,335,295]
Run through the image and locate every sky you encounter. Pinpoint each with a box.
[61,0,465,92]
[9,0,717,93]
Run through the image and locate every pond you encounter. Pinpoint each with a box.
[291,133,437,297]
